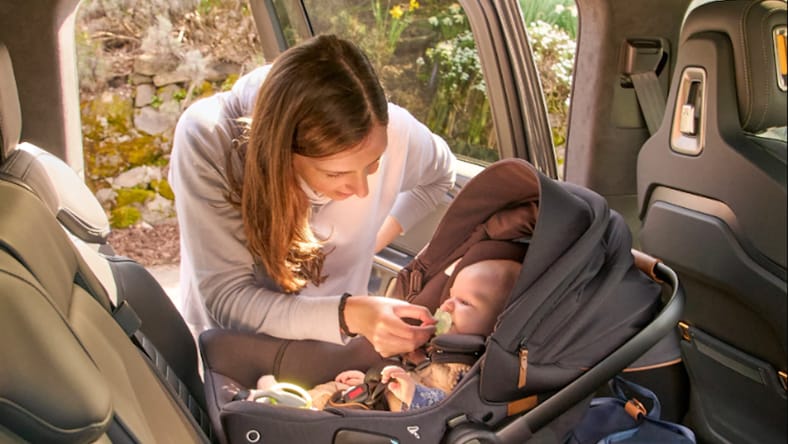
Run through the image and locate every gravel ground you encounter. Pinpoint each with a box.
[107,218,180,267]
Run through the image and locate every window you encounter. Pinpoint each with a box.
[295,0,500,165]
[517,0,577,177]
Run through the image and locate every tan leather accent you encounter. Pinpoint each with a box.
[631,249,663,283]
[622,357,683,372]
[625,398,647,419]
[507,395,538,416]
[678,321,692,342]
[518,348,528,388]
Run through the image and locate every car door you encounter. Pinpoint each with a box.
[634,1,787,443]
[247,0,558,295]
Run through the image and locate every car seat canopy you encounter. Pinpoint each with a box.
[392,158,678,402]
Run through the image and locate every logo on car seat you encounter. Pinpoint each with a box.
[406,425,421,439]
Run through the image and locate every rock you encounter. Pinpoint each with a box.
[158,84,181,102]
[113,165,163,189]
[135,84,156,107]
[134,53,178,76]
[153,71,191,87]
[141,194,176,225]
[130,73,153,85]
[134,105,178,135]
[95,187,117,206]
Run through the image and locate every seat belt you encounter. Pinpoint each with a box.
[630,70,667,135]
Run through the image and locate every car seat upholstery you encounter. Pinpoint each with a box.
[0,177,209,443]
[637,1,787,443]
[0,43,211,442]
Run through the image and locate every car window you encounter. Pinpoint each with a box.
[270,0,577,173]
[74,0,577,232]
[518,0,577,177]
[293,0,499,166]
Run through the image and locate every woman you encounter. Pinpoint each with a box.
[169,34,456,357]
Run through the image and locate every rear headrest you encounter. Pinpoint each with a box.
[681,0,787,133]
[1,143,111,243]
[0,44,22,161]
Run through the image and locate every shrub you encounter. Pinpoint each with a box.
[111,205,142,228]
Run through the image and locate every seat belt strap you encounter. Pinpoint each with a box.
[112,300,142,337]
[630,70,666,135]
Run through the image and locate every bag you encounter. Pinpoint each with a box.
[566,376,695,444]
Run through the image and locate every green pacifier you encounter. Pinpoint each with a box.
[434,308,452,335]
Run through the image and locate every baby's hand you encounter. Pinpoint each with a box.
[381,365,416,406]
[335,370,365,386]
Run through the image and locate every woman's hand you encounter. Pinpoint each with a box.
[381,365,416,407]
[344,296,436,357]
[334,370,365,386]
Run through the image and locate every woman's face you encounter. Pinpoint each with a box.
[292,124,387,201]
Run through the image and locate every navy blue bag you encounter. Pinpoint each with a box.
[566,377,695,444]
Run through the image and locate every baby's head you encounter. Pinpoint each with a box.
[438,259,522,336]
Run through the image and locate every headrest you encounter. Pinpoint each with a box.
[1,143,111,243]
[0,44,21,162]
[681,0,787,133]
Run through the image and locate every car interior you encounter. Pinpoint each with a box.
[1,0,786,443]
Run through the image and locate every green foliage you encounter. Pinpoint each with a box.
[373,0,421,54]
[527,20,575,155]
[150,95,163,109]
[420,28,495,162]
[116,187,156,207]
[220,73,239,92]
[519,0,577,39]
[110,205,142,228]
[172,89,187,102]
[150,179,175,200]
[81,92,169,191]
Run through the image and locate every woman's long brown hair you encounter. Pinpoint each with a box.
[227,35,389,293]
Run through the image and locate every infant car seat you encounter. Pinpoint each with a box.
[200,158,685,444]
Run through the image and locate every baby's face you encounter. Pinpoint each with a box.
[439,260,516,336]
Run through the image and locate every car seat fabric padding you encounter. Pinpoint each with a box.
[0,180,208,443]
[392,158,539,311]
[481,161,674,401]
[201,329,385,389]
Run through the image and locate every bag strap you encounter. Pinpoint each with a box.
[609,376,662,419]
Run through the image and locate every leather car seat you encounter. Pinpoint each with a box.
[0,42,211,443]
[637,1,787,443]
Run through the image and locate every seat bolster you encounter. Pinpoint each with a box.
[5,143,110,243]
[0,255,112,443]
[0,44,21,162]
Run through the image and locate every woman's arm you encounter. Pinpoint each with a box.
[374,215,403,253]
[386,105,457,235]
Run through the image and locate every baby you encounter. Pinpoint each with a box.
[252,244,525,411]
[333,257,522,411]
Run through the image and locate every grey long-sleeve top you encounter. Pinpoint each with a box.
[169,66,457,343]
